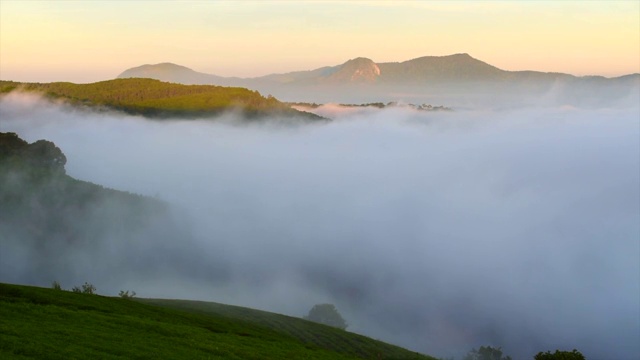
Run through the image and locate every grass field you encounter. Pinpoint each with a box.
[0,283,434,359]
[141,298,437,360]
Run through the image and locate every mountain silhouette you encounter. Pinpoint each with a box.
[117,54,639,106]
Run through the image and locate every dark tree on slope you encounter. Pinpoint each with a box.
[463,346,512,360]
[0,132,66,173]
[23,139,67,172]
[534,349,585,360]
[304,303,348,330]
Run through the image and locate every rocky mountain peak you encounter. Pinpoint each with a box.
[326,57,381,83]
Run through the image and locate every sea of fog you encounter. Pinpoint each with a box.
[1,93,639,360]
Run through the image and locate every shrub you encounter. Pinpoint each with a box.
[72,282,96,294]
[81,282,96,294]
[304,303,348,330]
[119,290,136,299]
[463,346,512,360]
[51,281,62,290]
[534,349,585,360]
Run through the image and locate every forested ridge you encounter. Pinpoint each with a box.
[0,132,167,246]
[0,78,323,120]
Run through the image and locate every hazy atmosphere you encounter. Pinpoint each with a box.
[1,1,639,359]
[1,1,639,82]
[1,92,638,359]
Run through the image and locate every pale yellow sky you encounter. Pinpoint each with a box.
[1,0,638,83]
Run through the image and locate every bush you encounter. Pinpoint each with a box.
[119,290,136,299]
[51,281,62,290]
[81,282,96,294]
[534,349,585,360]
[72,282,96,294]
[463,346,512,360]
[304,303,348,330]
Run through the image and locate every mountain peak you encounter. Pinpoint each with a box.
[405,53,477,64]
[344,57,376,65]
[373,53,505,82]
[118,63,194,77]
[326,57,380,83]
[117,63,224,85]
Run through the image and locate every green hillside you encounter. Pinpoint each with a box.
[0,131,172,250]
[0,132,432,359]
[0,78,323,120]
[0,283,433,359]
[141,298,435,359]
[0,132,209,289]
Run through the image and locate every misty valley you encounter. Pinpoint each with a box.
[0,71,638,360]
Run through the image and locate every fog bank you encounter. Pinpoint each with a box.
[1,93,638,359]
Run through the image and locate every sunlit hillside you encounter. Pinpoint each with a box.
[0,79,323,120]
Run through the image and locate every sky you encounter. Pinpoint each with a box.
[1,0,639,83]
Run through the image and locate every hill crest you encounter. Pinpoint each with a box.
[0,78,325,121]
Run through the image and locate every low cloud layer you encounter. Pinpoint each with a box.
[1,93,638,359]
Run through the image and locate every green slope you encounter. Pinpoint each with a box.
[0,283,433,359]
[0,132,174,251]
[141,299,436,360]
[0,78,323,120]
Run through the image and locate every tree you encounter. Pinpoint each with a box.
[0,132,28,157]
[72,282,96,294]
[463,346,512,360]
[304,303,347,330]
[51,281,62,290]
[81,282,96,294]
[119,290,136,299]
[23,139,67,172]
[534,349,585,360]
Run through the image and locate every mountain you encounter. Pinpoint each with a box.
[118,54,505,85]
[377,53,506,83]
[325,57,381,83]
[118,62,230,85]
[117,54,640,106]
[118,53,640,86]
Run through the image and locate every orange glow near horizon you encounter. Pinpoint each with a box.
[1,1,638,83]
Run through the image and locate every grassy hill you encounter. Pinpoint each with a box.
[0,132,433,358]
[0,78,323,120]
[140,298,435,359]
[0,283,434,359]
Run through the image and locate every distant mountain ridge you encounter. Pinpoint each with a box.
[118,53,638,86]
[117,54,639,106]
[119,63,230,85]
[377,53,505,82]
